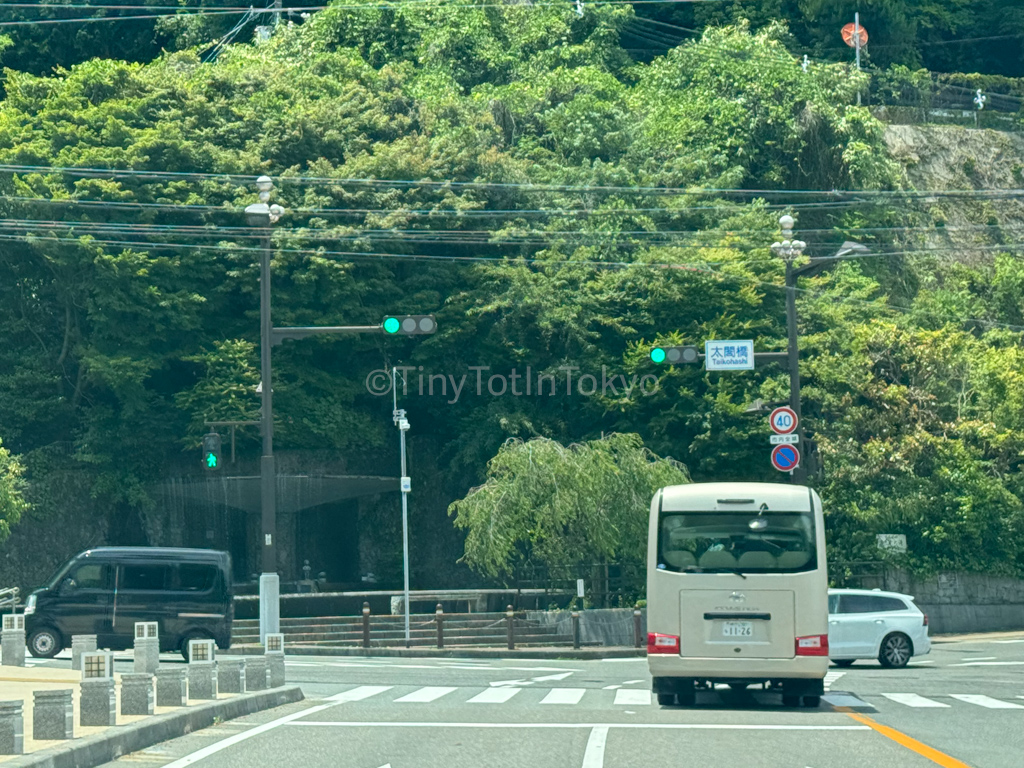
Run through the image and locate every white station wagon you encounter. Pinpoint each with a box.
[827,588,931,668]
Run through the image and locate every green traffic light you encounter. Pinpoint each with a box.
[206,453,218,468]
[650,347,666,364]
[383,317,400,334]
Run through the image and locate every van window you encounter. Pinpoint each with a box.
[178,564,217,592]
[658,511,817,573]
[121,565,170,591]
[69,563,110,590]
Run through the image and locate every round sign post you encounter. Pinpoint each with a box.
[769,406,799,435]
[771,444,801,473]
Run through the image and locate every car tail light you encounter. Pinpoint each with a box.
[647,632,680,654]
[795,634,829,656]
[922,613,928,627]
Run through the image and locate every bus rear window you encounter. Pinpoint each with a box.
[658,511,816,574]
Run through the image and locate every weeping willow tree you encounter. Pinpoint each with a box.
[448,433,689,579]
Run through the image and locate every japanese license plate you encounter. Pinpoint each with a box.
[722,621,753,638]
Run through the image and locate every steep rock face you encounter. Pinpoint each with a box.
[885,124,1024,262]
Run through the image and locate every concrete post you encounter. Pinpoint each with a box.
[156,667,188,707]
[79,680,116,727]
[435,604,444,650]
[217,659,246,694]
[362,602,371,648]
[265,633,285,688]
[0,701,24,755]
[133,622,159,674]
[572,611,581,650]
[33,690,73,740]
[1,615,26,667]
[187,639,217,700]
[506,605,515,651]
[120,673,155,716]
[244,656,267,692]
[633,606,643,649]
[71,635,97,671]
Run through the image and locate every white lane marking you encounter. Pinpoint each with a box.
[491,671,574,687]
[908,660,935,665]
[376,765,392,768]
[963,657,997,661]
[603,685,622,690]
[824,671,846,690]
[600,658,644,662]
[882,693,949,708]
[162,700,340,767]
[394,687,458,703]
[468,687,521,704]
[622,679,644,685]
[581,726,609,768]
[328,686,394,703]
[949,661,1024,667]
[613,689,651,706]
[490,678,530,688]
[949,694,1024,709]
[992,639,1024,644]
[540,688,586,705]
[288,722,871,731]
[533,672,575,682]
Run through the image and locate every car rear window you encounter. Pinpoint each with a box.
[839,594,909,613]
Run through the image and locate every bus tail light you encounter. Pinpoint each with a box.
[647,633,680,654]
[795,634,829,656]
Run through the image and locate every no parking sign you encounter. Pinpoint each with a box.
[771,444,801,472]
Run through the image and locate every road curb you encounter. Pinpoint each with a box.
[228,645,647,660]
[2,685,304,768]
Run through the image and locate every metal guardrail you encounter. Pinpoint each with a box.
[0,587,19,612]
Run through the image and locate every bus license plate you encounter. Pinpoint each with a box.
[722,621,753,638]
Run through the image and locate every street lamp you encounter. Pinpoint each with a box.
[245,176,285,645]
[771,217,808,484]
[391,367,412,648]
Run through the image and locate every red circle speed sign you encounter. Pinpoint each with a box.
[769,406,798,435]
[771,444,801,472]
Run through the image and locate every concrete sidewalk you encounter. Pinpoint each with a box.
[930,629,1024,643]
[228,643,647,659]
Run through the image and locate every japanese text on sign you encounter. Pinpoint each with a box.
[704,340,755,371]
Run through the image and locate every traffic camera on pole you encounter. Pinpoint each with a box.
[650,345,700,365]
[202,432,221,470]
[382,315,437,335]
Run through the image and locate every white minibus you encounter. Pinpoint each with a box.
[647,482,829,707]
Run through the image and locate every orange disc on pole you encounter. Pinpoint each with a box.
[841,23,868,47]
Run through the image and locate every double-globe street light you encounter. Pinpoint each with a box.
[245,176,285,644]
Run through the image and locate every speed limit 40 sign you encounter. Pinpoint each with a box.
[769,406,798,435]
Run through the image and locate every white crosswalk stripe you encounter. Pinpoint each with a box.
[327,686,393,703]
[467,687,521,704]
[613,689,651,706]
[540,688,586,705]
[882,693,949,708]
[394,687,457,703]
[824,671,846,690]
[948,694,1024,709]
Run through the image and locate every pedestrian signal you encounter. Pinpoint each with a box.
[202,432,221,470]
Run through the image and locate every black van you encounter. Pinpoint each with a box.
[24,547,233,659]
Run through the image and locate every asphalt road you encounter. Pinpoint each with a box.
[28,632,1024,768]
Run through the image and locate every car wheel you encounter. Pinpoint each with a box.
[879,632,913,668]
[656,692,676,706]
[676,686,696,707]
[832,659,856,667]
[180,631,213,662]
[801,695,821,708]
[28,626,63,659]
[782,694,801,707]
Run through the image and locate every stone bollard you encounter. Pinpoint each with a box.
[572,610,581,650]
[217,659,246,694]
[244,656,267,692]
[0,701,24,755]
[80,651,115,727]
[71,635,98,671]
[435,604,444,650]
[633,606,643,649]
[120,673,155,716]
[33,689,73,741]
[133,622,160,675]
[156,667,188,707]
[187,639,218,700]
[506,605,515,651]
[362,602,371,648]
[1,615,26,667]
[265,633,285,688]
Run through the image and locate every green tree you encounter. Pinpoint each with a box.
[0,438,29,545]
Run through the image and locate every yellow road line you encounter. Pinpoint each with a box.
[846,712,974,768]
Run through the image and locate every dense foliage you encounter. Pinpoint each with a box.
[0,2,1022,583]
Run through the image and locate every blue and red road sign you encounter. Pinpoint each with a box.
[771,443,801,472]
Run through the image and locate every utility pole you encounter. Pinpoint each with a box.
[392,368,412,648]
[771,216,808,485]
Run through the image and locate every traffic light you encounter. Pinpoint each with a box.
[382,315,437,335]
[650,345,700,364]
[202,432,221,470]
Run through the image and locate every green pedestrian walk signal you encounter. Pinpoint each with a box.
[202,432,221,471]
[650,345,700,365]
[382,315,437,335]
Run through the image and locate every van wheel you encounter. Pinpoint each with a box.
[677,687,696,707]
[802,696,821,708]
[782,694,801,707]
[180,631,212,662]
[656,693,676,706]
[28,626,63,659]
[879,633,912,668]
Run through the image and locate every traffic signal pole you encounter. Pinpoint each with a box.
[259,232,279,645]
[785,261,808,485]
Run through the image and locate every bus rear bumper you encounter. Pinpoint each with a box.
[648,655,828,683]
